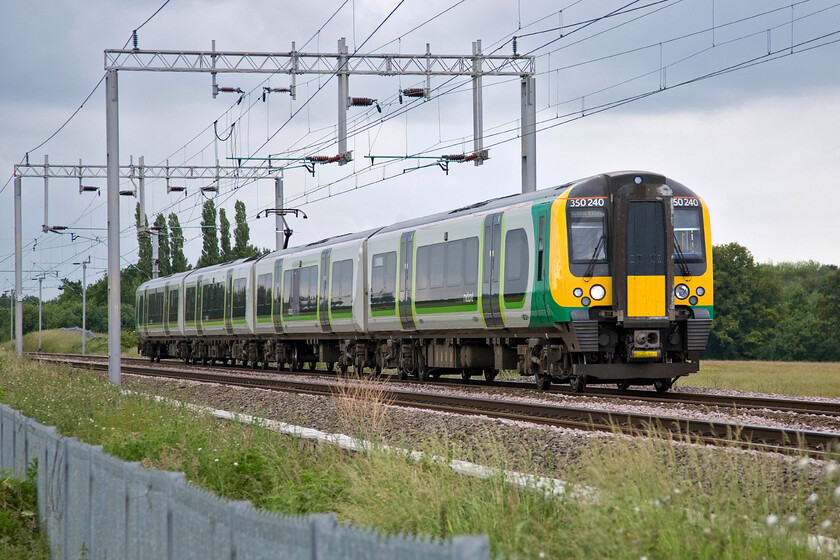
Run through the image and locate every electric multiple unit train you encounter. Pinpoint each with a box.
[136,171,713,392]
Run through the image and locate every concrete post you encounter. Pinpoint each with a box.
[521,74,537,193]
[106,69,121,386]
[14,176,22,357]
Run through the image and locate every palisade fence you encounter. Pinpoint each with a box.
[0,404,490,560]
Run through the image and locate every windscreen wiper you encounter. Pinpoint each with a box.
[673,234,691,278]
[584,235,607,280]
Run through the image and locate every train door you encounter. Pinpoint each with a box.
[481,212,504,327]
[531,206,550,322]
[224,270,233,334]
[626,201,666,317]
[272,259,284,332]
[398,231,416,330]
[163,286,170,335]
[196,276,204,335]
[319,249,332,332]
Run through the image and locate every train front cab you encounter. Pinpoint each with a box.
[548,172,713,391]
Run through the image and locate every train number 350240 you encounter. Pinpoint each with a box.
[568,198,606,208]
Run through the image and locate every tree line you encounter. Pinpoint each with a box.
[2,234,839,362]
[0,199,266,338]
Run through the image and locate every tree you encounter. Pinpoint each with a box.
[706,243,782,360]
[168,213,189,273]
[219,208,231,262]
[817,268,840,361]
[154,214,171,276]
[135,203,152,280]
[196,200,219,269]
[233,200,258,258]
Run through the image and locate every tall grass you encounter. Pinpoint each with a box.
[0,349,838,558]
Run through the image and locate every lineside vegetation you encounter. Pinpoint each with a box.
[1,351,839,558]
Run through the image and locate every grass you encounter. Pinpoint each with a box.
[0,329,139,357]
[1,350,839,558]
[0,467,50,560]
[684,360,840,398]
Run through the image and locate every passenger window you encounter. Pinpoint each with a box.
[415,237,480,309]
[416,246,430,290]
[331,259,354,314]
[504,229,529,303]
[257,273,272,318]
[232,278,247,320]
[464,237,479,286]
[168,288,179,324]
[185,287,196,322]
[446,241,463,287]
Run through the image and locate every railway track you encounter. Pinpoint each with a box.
[31,352,840,457]
[31,353,840,417]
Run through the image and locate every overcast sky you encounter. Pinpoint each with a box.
[1,0,839,300]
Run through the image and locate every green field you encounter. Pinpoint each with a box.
[0,329,139,357]
[1,350,839,559]
[685,360,840,398]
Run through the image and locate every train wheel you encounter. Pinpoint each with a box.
[617,380,631,391]
[484,369,498,383]
[251,360,258,370]
[262,360,268,370]
[417,359,429,382]
[397,365,409,380]
[338,360,348,375]
[308,361,316,372]
[653,379,672,394]
[570,374,586,393]
[202,358,208,366]
[535,372,551,391]
[461,369,472,380]
[326,362,335,373]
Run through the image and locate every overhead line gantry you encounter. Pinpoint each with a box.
[97,37,535,386]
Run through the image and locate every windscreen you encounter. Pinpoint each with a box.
[674,206,704,262]
[568,208,607,263]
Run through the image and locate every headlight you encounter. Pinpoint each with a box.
[674,283,690,300]
[573,287,583,297]
[581,297,591,307]
[689,296,698,305]
[590,284,606,301]
[696,286,705,296]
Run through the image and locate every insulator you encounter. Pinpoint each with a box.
[307,156,330,163]
[200,185,218,192]
[349,97,376,107]
[119,189,135,197]
[167,186,186,193]
[80,186,99,193]
[401,88,426,98]
[219,87,244,94]
[512,36,517,55]
[269,88,290,93]
[132,30,138,50]
[443,154,466,161]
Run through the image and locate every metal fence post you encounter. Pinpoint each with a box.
[310,513,337,560]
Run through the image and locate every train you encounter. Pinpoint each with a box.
[136,171,713,393]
